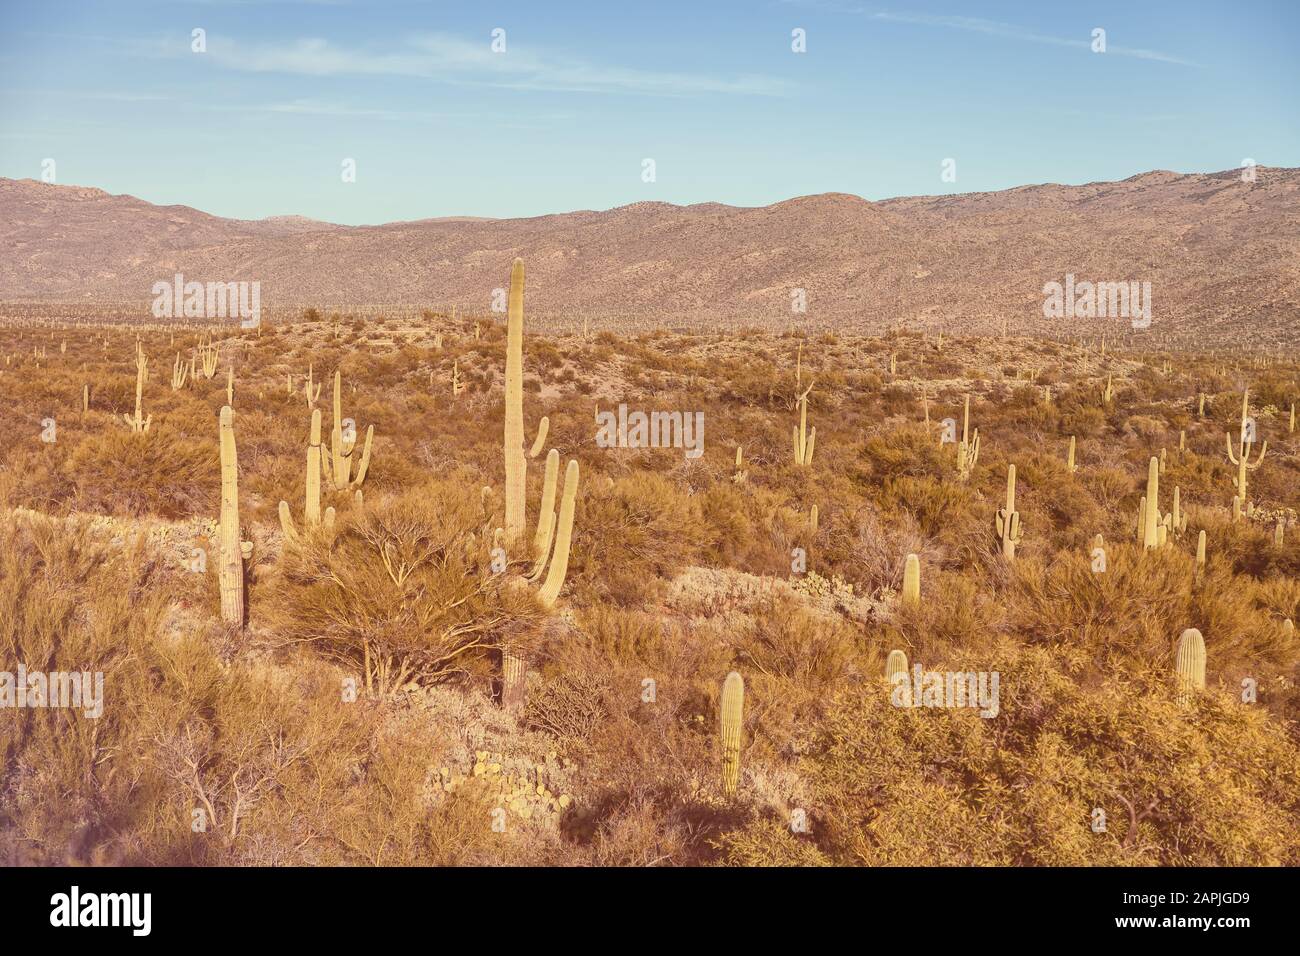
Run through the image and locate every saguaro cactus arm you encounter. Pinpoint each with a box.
[537,459,579,609]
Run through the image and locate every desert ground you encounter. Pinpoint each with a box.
[1,258,1297,867]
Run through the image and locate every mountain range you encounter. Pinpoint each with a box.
[2,168,1297,345]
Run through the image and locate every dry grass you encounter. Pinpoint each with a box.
[1,314,1298,866]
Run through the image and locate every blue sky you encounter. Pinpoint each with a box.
[1,1,1296,224]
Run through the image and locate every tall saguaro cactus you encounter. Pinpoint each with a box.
[218,406,248,627]
[996,464,1023,560]
[720,671,745,796]
[503,259,549,547]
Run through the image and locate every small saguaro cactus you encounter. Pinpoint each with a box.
[720,671,745,796]
[1101,374,1114,405]
[956,395,980,481]
[733,446,747,483]
[322,369,374,492]
[1197,393,1206,417]
[902,553,920,607]
[123,341,151,433]
[1173,628,1206,701]
[218,406,253,627]
[304,363,322,406]
[809,504,819,535]
[199,337,219,379]
[885,650,909,684]
[996,464,1023,560]
[171,352,188,390]
[1171,486,1187,536]
[226,366,234,406]
[1140,456,1171,550]
[279,408,335,545]
[1066,435,1077,473]
[1225,394,1266,515]
[792,383,816,467]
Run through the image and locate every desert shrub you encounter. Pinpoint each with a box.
[568,472,701,606]
[808,645,1300,866]
[269,481,544,694]
[62,425,217,518]
[524,670,608,742]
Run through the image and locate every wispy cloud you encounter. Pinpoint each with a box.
[201,33,793,96]
[781,3,1197,66]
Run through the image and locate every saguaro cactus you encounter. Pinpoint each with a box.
[279,408,334,544]
[218,406,250,627]
[957,395,979,480]
[1174,628,1206,701]
[793,383,816,466]
[733,446,747,483]
[322,369,374,492]
[1141,457,1164,549]
[123,342,151,433]
[1066,435,1077,473]
[199,337,219,379]
[996,464,1023,560]
[902,553,920,606]
[502,259,551,548]
[1225,397,1266,517]
[1171,486,1187,536]
[885,649,909,683]
[304,364,322,406]
[720,671,744,796]
[171,352,188,390]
